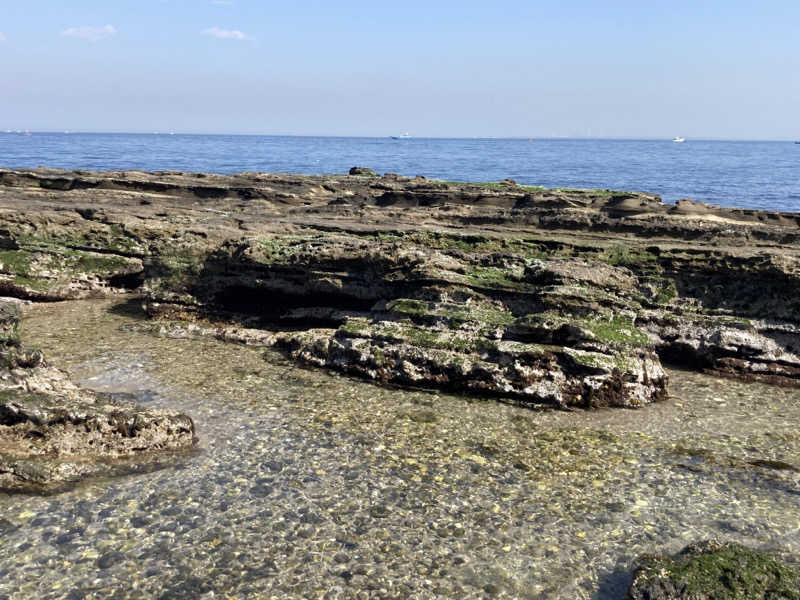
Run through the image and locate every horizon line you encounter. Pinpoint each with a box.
[1,131,798,143]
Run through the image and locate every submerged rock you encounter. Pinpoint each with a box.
[0,299,196,493]
[628,541,800,599]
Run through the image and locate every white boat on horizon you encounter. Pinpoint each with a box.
[391,133,411,140]
[672,136,686,143]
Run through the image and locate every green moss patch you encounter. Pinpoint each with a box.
[433,180,547,193]
[551,187,636,197]
[655,280,678,305]
[465,266,532,291]
[604,246,660,269]
[631,541,800,599]
[257,235,318,263]
[338,318,372,336]
[517,312,650,347]
[585,314,649,345]
[371,230,552,259]
[337,319,498,355]
[75,253,133,274]
[388,298,429,318]
[0,250,33,276]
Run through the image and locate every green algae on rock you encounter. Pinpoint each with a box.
[628,541,800,599]
[141,233,668,407]
[1,167,800,407]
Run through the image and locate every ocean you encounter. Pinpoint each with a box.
[1,132,798,211]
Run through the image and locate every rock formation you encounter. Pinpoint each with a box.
[0,167,798,411]
[0,298,196,493]
[629,541,800,599]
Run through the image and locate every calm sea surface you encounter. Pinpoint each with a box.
[1,132,798,211]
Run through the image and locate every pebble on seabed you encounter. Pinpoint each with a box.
[1,298,798,599]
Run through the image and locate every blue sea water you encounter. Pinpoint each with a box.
[1,132,798,211]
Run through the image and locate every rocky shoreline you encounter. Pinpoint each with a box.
[0,167,798,597]
[0,166,798,403]
[0,165,798,475]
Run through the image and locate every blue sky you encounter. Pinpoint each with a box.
[1,1,799,139]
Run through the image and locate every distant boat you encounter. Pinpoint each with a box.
[391,133,411,140]
[672,137,686,143]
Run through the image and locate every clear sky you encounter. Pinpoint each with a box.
[2,1,799,139]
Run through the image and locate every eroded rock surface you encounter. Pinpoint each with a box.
[0,299,196,493]
[0,167,799,407]
[146,235,666,407]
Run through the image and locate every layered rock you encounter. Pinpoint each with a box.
[0,243,143,300]
[144,234,668,407]
[0,167,798,407]
[0,299,196,493]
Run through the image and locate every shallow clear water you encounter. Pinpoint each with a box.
[1,133,799,210]
[1,298,798,599]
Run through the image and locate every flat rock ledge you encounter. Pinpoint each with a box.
[628,541,800,599]
[0,300,196,494]
[1,167,799,408]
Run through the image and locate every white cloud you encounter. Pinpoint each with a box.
[201,27,252,41]
[0,33,6,42]
[61,25,117,42]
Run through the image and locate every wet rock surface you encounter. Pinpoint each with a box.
[0,299,196,493]
[165,235,667,407]
[629,540,800,599]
